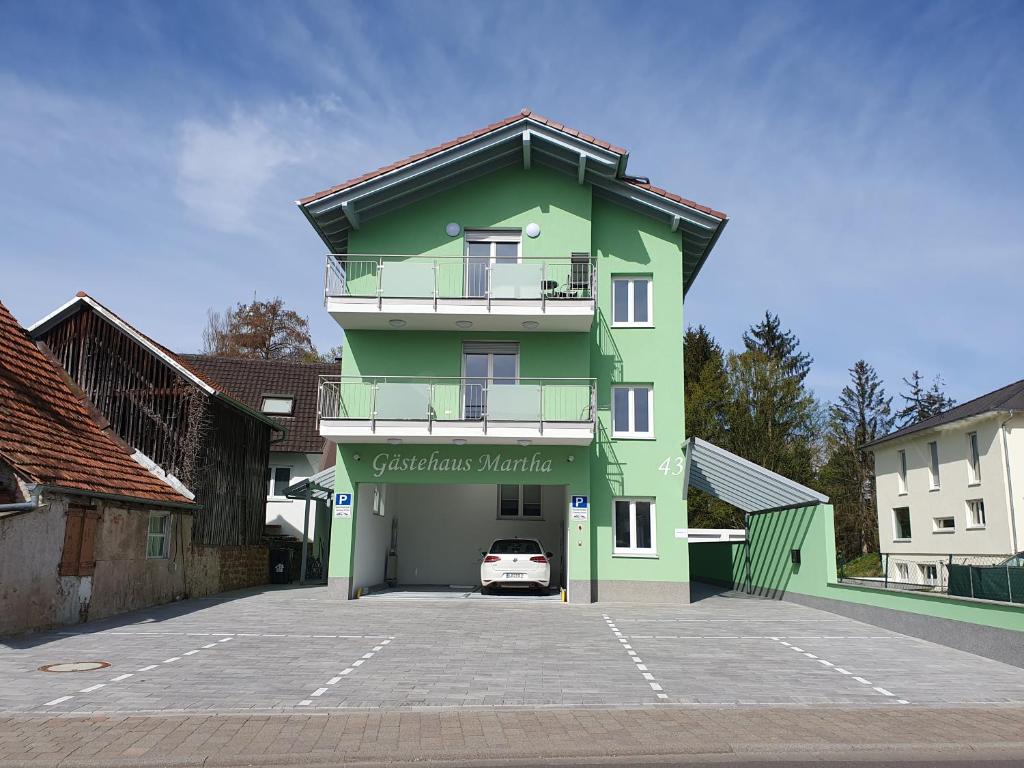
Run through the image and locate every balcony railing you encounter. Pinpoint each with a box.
[318,375,596,431]
[324,254,595,306]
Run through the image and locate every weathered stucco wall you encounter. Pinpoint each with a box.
[0,494,68,635]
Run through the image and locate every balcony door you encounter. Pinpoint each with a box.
[462,342,518,420]
[465,230,521,298]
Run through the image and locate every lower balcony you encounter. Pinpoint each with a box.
[318,375,596,445]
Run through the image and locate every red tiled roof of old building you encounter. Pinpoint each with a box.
[0,300,193,506]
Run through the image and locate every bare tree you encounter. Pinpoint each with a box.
[202,298,321,361]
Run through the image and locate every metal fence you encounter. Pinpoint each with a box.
[839,553,1014,597]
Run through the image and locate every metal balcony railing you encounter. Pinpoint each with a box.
[838,552,1015,596]
[323,254,595,307]
[317,375,596,432]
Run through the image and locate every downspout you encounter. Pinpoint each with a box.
[999,411,1019,554]
[0,485,42,513]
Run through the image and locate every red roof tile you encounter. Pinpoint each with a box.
[297,108,628,206]
[0,300,193,506]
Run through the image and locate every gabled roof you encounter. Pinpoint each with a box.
[29,293,281,431]
[181,355,337,454]
[0,300,194,507]
[864,378,1024,449]
[297,109,728,293]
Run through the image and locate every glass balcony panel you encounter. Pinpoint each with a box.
[380,262,434,298]
[337,380,373,418]
[544,384,591,421]
[431,382,462,420]
[491,263,543,299]
[340,259,379,296]
[375,382,430,419]
[488,384,542,421]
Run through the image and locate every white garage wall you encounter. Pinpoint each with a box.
[384,483,566,587]
[353,483,392,591]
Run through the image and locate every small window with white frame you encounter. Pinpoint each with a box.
[920,563,939,585]
[497,485,542,519]
[267,466,292,499]
[894,561,911,582]
[613,498,656,556]
[966,498,986,528]
[967,432,981,485]
[146,512,171,559]
[928,441,940,489]
[893,507,912,540]
[612,385,654,438]
[611,276,653,327]
[932,516,955,533]
[261,395,295,415]
[897,449,908,495]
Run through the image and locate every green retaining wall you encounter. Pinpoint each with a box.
[688,503,1024,634]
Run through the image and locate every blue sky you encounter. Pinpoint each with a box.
[1,0,1022,406]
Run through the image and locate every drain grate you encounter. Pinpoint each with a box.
[39,661,111,673]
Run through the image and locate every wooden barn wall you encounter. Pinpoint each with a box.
[38,306,271,546]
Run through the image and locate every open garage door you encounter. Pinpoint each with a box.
[352,483,567,596]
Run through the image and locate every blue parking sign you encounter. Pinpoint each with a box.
[335,493,352,506]
[571,495,588,510]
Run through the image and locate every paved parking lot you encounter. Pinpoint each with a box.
[3,584,1024,716]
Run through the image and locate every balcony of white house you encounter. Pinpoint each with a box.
[318,375,596,445]
[323,254,596,332]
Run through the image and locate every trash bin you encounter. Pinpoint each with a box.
[269,548,291,584]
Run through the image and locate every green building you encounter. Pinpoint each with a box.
[297,109,728,603]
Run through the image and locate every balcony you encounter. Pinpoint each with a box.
[323,254,596,332]
[318,375,596,445]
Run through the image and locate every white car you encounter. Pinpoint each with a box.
[480,538,552,591]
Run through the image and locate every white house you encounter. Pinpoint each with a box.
[865,379,1024,586]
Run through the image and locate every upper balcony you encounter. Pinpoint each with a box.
[318,375,596,445]
[323,254,595,332]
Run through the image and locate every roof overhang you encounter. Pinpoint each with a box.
[284,465,335,502]
[862,410,1011,450]
[297,115,726,294]
[685,437,828,514]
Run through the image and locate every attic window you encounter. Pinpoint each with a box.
[261,395,294,415]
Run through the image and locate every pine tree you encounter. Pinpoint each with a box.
[821,361,894,559]
[742,311,813,384]
[895,371,956,427]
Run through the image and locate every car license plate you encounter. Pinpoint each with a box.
[503,572,525,579]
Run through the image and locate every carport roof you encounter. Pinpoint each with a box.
[284,466,335,502]
[685,437,828,514]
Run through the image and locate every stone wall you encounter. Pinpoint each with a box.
[186,544,268,597]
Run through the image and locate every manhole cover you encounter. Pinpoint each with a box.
[39,661,110,673]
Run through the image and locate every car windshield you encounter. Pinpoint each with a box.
[490,539,542,555]
[999,553,1024,567]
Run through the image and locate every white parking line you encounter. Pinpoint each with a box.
[44,696,73,706]
[110,674,133,682]
[79,684,105,693]
[604,614,670,702]
[770,638,910,705]
[297,639,394,706]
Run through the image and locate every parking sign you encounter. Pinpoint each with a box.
[571,495,589,520]
[334,492,353,518]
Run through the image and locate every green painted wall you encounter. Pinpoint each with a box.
[689,504,1024,633]
[329,161,689,597]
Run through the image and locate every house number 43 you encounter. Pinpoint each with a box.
[658,457,685,476]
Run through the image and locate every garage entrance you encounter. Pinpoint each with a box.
[351,482,568,596]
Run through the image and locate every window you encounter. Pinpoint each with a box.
[465,230,521,297]
[611,277,653,327]
[261,395,294,415]
[498,485,543,518]
[489,539,542,555]
[928,441,940,489]
[893,507,912,540]
[612,385,654,438]
[919,563,939,585]
[897,450,908,495]
[967,498,986,528]
[613,498,656,556]
[933,516,955,533]
[463,342,519,420]
[967,432,981,485]
[267,466,292,498]
[146,512,171,559]
[895,562,911,582]
[60,506,100,576]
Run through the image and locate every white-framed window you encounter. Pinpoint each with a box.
[372,485,386,517]
[966,498,986,528]
[919,563,939,585]
[611,277,653,327]
[261,395,294,415]
[894,561,911,582]
[928,441,940,489]
[967,432,981,485]
[465,229,521,298]
[897,449,908,495]
[497,485,543,519]
[612,385,654,438]
[267,466,292,499]
[613,498,656,556]
[146,512,171,559]
[932,516,955,533]
[892,507,912,541]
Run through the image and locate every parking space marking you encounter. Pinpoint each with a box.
[772,639,911,705]
[34,635,240,710]
[56,630,391,639]
[604,614,669,701]
[297,638,394,707]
